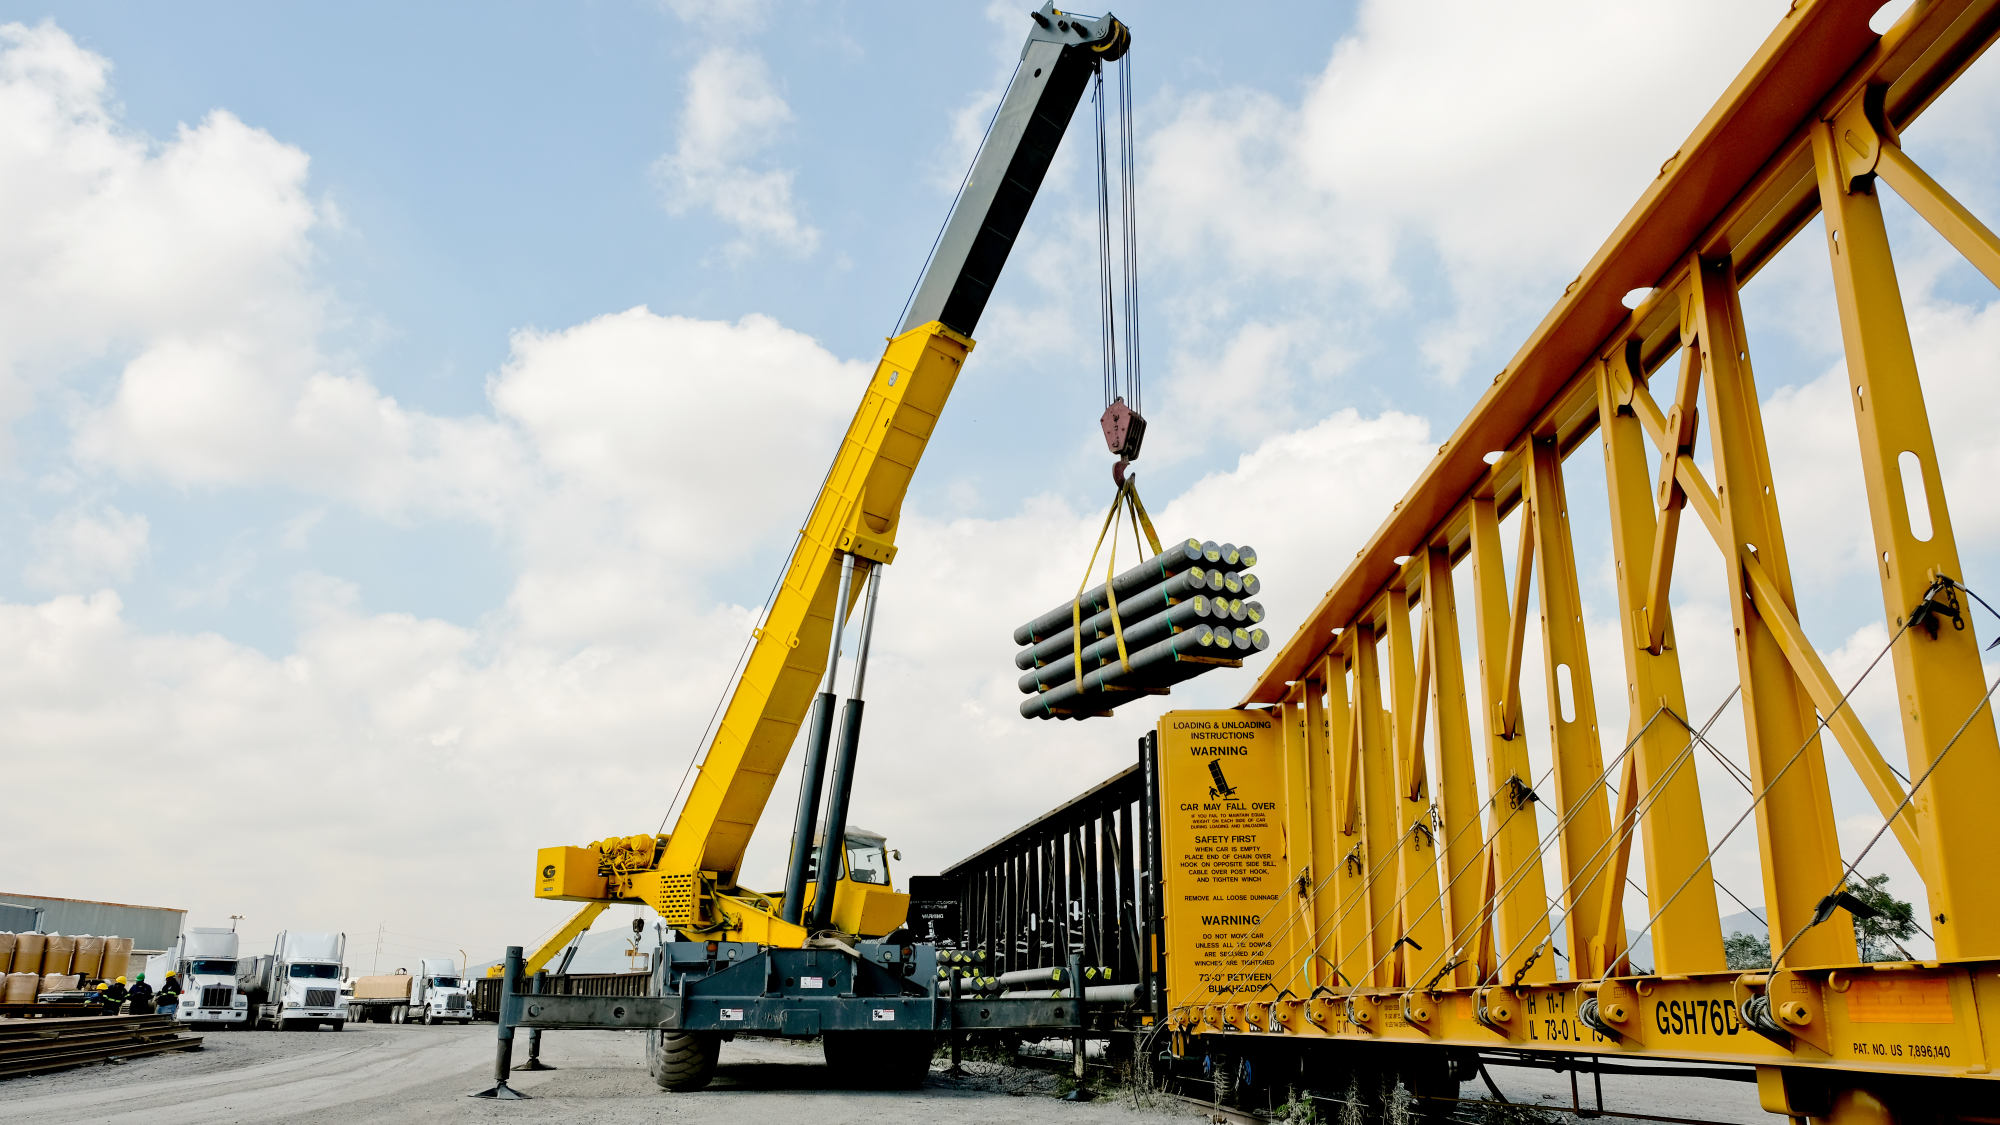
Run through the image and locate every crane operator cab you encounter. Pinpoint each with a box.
[790,826,910,939]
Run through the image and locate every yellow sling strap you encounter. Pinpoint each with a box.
[1071,478,1166,691]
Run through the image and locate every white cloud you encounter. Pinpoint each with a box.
[653,47,817,255]
[1144,0,1789,382]
[0,22,321,460]
[25,504,149,590]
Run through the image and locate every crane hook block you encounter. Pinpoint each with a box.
[1101,397,1146,462]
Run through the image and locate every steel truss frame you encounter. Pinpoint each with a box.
[1219,1,2000,1118]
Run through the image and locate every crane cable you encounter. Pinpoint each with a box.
[1067,55,1158,697]
[1093,57,1141,416]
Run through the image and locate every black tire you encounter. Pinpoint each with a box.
[331,1021,344,1032]
[824,1031,934,1089]
[653,1030,720,1092]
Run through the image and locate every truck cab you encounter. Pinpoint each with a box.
[156,926,248,1027]
[412,957,471,1024]
[240,931,348,1031]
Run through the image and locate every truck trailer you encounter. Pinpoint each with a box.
[238,931,347,1031]
[348,958,471,1024]
[146,927,248,1028]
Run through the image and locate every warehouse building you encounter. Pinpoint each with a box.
[0,893,185,955]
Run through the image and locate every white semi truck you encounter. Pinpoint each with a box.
[146,927,249,1027]
[237,931,348,1031]
[347,957,471,1024]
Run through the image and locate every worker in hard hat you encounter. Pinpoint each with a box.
[92,981,115,1010]
[104,976,128,1012]
[128,973,155,1015]
[156,972,181,1018]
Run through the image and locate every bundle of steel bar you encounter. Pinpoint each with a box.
[1013,537,1268,719]
[1011,539,1255,646]
[1019,623,1271,720]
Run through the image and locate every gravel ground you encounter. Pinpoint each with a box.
[0,1021,1769,1125]
[0,1022,1206,1125]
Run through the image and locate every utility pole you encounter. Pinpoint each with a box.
[373,922,385,975]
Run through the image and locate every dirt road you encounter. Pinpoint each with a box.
[0,1020,1772,1124]
[0,1023,1199,1125]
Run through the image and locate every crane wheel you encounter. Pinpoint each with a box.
[824,1031,934,1089]
[652,1030,720,1092]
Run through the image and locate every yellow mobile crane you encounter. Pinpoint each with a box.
[474,4,1132,1098]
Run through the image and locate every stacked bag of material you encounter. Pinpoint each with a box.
[1016,538,1270,720]
[0,931,129,1003]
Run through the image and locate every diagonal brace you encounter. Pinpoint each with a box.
[1740,549,1924,868]
[1499,502,1535,740]
[1644,343,1703,653]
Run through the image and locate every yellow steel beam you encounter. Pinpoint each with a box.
[1243,0,1998,705]
[1467,496,1552,985]
[1276,693,1318,996]
[1814,108,2000,959]
[1384,588,1445,988]
[1325,646,1371,988]
[1350,624,1401,988]
[660,321,969,894]
[1305,658,1341,987]
[1643,342,1702,653]
[1690,255,1856,969]
[1742,549,1925,867]
[1629,362,1927,872]
[1526,437,1617,977]
[1498,501,1535,741]
[1423,546,1487,989]
[1595,356,1723,976]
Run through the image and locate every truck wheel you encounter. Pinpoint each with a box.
[331,1021,345,1032]
[824,1031,934,1089]
[653,1031,720,1092]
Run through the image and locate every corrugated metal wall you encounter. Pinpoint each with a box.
[0,894,185,952]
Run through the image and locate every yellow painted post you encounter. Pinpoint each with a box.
[1597,357,1724,975]
[1691,257,1856,968]
[1424,546,1486,988]
[1527,436,1616,976]
[1326,646,1372,990]
[1352,620,1402,987]
[1814,120,2000,959]
[1277,695,1318,994]
[1468,495,1554,984]
[1305,661,1341,988]
[1385,586,1446,987]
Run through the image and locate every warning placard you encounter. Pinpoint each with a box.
[1157,709,1286,1010]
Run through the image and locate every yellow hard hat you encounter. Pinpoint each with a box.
[117,976,127,983]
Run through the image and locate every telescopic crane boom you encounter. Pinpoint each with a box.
[519,4,1131,970]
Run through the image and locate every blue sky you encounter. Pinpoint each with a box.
[3,0,1993,970]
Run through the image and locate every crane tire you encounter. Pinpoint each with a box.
[653,1030,720,1092]
[824,1030,934,1089]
